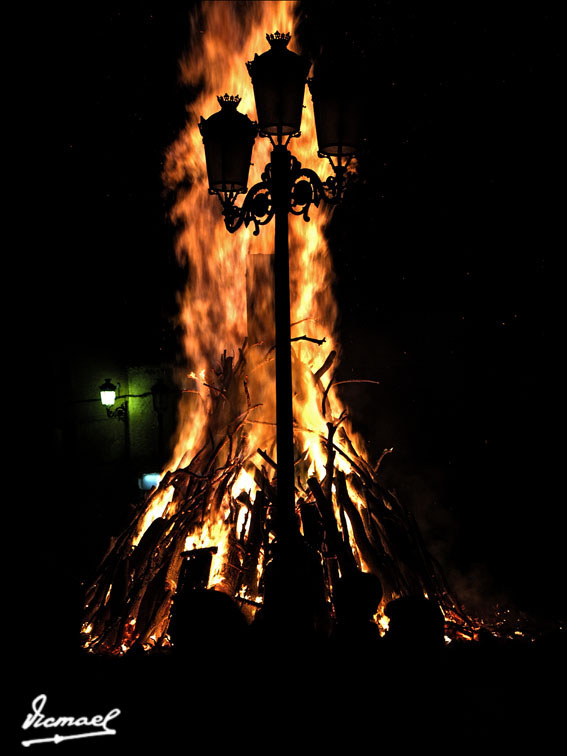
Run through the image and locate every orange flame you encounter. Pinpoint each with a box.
[81,2,485,655]
[132,0,367,597]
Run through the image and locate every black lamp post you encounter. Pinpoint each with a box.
[199,31,363,551]
[99,377,130,465]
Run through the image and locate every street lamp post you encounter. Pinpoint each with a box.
[99,378,130,465]
[99,378,128,421]
[199,31,363,563]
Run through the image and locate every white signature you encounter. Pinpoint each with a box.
[21,693,121,747]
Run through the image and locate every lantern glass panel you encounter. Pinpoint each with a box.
[199,97,257,193]
[309,78,365,157]
[247,34,310,137]
[99,379,117,407]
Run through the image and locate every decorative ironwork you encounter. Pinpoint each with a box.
[211,151,353,235]
[210,170,274,236]
[106,401,128,422]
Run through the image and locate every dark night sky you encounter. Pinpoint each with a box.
[19,0,562,644]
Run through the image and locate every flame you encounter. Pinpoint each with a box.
[129,0,355,566]
[80,3,501,654]
[377,612,391,637]
[165,0,348,464]
[84,1,483,655]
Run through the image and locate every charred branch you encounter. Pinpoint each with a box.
[290,335,327,345]
[313,349,336,383]
[257,447,277,471]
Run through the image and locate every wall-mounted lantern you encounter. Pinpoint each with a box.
[99,378,128,421]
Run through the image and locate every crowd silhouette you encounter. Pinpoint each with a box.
[168,564,447,668]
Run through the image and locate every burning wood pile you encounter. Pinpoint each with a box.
[80,1,495,654]
[81,337,478,654]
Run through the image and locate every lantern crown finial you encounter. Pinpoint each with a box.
[217,93,241,109]
[266,31,291,48]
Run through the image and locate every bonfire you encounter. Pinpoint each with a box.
[82,0,489,655]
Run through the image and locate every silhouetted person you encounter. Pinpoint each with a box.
[169,587,249,658]
[332,570,383,646]
[384,596,445,655]
[252,532,329,647]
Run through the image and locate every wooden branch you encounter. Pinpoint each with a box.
[133,564,171,648]
[234,338,248,374]
[307,477,339,555]
[257,447,277,471]
[331,472,359,578]
[322,372,335,419]
[252,463,277,507]
[330,379,381,389]
[335,408,348,429]
[243,377,251,409]
[299,497,324,552]
[323,422,336,504]
[337,427,375,479]
[346,473,392,526]
[335,470,393,592]
[374,447,394,474]
[234,595,263,608]
[290,335,327,345]
[129,518,169,582]
[307,475,357,581]
[324,437,375,488]
[313,350,336,383]
[290,317,318,328]
[202,382,229,400]
[307,477,341,601]
[239,490,269,597]
[244,418,277,427]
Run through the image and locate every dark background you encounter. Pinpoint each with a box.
[17,0,562,676]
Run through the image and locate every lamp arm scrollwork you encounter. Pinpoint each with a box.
[288,154,350,222]
[106,401,128,422]
[213,151,352,234]
[213,171,275,235]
